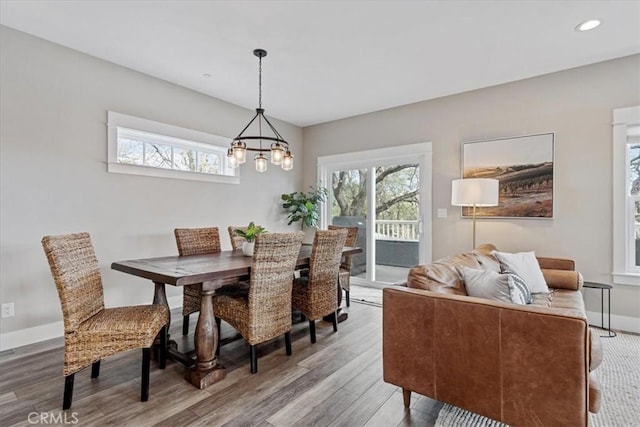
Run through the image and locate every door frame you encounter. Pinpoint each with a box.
[317,142,432,285]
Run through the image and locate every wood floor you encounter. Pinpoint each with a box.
[0,301,442,427]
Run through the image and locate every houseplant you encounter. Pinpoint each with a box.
[235,222,267,256]
[281,186,329,229]
[281,186,328,243]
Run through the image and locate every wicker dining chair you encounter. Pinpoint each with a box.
[292,229,348,343]
[227,226,248,251]
[213,231,304,373]
[174,227,222,336]
[41,232,168,410]
[327,225,359,307]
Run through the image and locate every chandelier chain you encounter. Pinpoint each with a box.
[258,55,262,109]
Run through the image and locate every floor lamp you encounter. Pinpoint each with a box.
[451,178,499,249]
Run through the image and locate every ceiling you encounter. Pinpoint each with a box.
[1,1,639,127]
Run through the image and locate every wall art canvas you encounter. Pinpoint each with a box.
[462,133,554,218]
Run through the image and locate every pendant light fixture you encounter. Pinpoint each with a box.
[227,49,293,172]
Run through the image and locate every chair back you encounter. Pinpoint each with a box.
[328,225,358,272]
[41,232,105,333]
[247,232,304,336]
[307,229,348,311]
[227,226,248,251]
[174,227,221,256]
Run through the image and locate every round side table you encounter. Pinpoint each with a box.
[583,281,617,338]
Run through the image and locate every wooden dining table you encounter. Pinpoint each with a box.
[111,244,361,389]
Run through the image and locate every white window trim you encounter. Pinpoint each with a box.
[107,111,239,184]
[612,106,640,286]
[317,142,433,284]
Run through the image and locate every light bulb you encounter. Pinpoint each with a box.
[255,153,267,173]
[233,142,246,164]
[271,143,284,165]
[227,148,238,168]
[281,151,293,171]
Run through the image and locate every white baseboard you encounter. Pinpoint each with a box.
[0,295,184,352]
[586,310,640,334]
[0,321,64,351]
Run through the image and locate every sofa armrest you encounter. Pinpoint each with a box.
[383,287,590,427]
[537,256,575,271]
[542,269,583,290]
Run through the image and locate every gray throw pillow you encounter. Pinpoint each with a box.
[459,266,512,303]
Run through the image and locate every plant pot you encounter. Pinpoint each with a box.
[242,241,254,257]
[302,225,316,245]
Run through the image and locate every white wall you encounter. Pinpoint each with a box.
[0,26,303,348]
[303,55,640,332]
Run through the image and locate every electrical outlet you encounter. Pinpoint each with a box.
[437,208,448,218]
[1,302,14,318]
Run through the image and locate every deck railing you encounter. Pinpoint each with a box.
[375,220,419,241]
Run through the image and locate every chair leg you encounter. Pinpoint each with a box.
[345,290,350,307]
[141,348,150,402]
[159,325,167,369]
[309,320,316,344]
[249,345,258,374]
[215,317,221,357]
[91,360,101,378]
[182,315,190,336]
[332,311,338,332]
[285,332,292,356]
[62,374,74,410]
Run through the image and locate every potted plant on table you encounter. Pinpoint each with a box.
[281,186,328,242]
[235,222,267,256]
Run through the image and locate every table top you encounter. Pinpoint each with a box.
[111,245,361,287]
[583,281,613,290]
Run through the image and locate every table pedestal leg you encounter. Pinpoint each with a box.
[185,288,226,388]
[152,282,177,360]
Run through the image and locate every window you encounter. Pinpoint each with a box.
[107,112,238,184]
[318,143,432,287]
[626,130,640,267]
[613,106,640,285]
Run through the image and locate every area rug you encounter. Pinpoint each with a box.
[435,330,640,427]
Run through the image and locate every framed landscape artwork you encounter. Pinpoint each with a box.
[462,133,554,218]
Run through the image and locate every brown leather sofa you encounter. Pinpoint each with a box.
[383,244,602,427]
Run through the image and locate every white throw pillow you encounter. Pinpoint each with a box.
[492,250,549,294]
[459,266,513,304]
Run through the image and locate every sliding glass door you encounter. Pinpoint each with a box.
[318,143,432,288]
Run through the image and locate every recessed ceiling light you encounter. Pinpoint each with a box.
[576,19,601,32]
[202,73,212,78]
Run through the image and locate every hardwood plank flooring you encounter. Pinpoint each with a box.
[0,302,442,426]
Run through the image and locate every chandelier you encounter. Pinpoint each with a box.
[227,49,293,172]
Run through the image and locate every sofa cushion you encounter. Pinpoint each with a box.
[493,250,549,294]
[590,332,603,371]
[589,372,602,413]
[407,244,499,295]
[530,292,552,307]
[549,289,586,314]
[474,244,502,272]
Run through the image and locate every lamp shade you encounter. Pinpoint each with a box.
[451,178,499,207]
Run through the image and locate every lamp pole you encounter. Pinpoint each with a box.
[472,203,477,250]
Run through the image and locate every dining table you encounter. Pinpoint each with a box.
[111,244,362,389]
